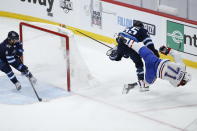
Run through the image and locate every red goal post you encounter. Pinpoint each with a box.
[19,22,71,92]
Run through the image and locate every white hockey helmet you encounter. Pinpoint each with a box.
[178,72,191,86]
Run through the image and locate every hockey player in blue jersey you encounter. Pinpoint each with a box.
[107,20,159,88]
[122,41,191,94]
[0,31,36,90]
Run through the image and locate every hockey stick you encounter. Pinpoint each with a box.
[75,30,113,49]
[76,30,117,57]
[28,78,42,102]
[59,24,113,49]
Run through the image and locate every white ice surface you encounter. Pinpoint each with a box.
[0,17,197,131]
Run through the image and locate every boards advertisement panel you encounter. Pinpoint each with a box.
[0,0,196,62]
[167,21,197,57]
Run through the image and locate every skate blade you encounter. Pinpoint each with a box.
[139,87,150,92]
[122,84,133,94]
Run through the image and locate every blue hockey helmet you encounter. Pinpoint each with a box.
[8,31,19,41]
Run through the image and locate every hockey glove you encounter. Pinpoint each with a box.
[106,46,120,61]
[106,46,117,56]
[109,50,119,61]
[123,54,129,59]
[159,46,171,55]
[22,70,37,84]
[19,64,28,73]
[22,69,32,78]
[116,36,127,44]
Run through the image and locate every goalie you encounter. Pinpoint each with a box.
[0,31,36,90]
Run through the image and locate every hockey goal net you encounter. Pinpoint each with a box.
[19,22,94,92]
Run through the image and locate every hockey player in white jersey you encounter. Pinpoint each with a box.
[157,46,190,87]
[122,41,191,94]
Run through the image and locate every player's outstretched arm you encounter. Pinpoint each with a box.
[159,46,183,64]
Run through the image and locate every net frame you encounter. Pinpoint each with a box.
[19,22,71,91]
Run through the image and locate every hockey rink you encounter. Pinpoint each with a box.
[0,17,197,131]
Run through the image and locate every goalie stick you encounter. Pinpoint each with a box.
[28,78,42,102]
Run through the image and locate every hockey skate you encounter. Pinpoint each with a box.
[123,82,150,94]
[15,82,21,91]
[122,82,138,94]
[138,80,150,92]
[139,86,150,92]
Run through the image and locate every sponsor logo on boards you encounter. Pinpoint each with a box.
[59,0,73,14]
[117,17,156,35]
[167,20,197,56]
[20,0,54,16]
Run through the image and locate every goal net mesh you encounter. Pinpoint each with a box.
[20,22,96,91]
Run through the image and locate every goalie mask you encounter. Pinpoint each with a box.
[178,72,191,86]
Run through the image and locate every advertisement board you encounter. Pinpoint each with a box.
[0,0,196,63]
[0,0,77,27]
[167,21,197,57]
